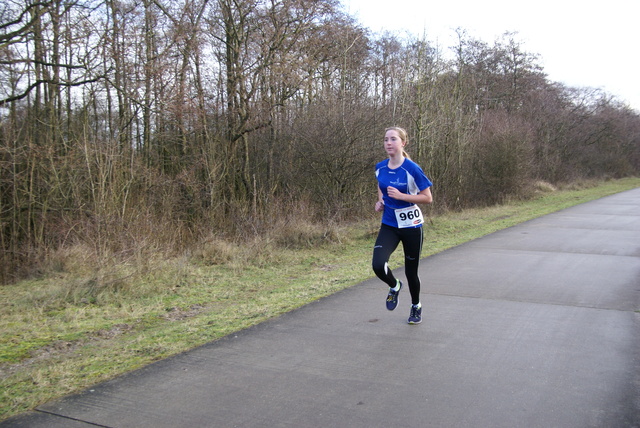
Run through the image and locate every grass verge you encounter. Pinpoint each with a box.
[1,177,639,421]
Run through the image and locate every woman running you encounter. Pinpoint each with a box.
[372,127,433,324]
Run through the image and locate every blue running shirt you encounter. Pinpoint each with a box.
[376,158,433,228]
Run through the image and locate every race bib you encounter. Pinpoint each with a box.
[394,205,424,228]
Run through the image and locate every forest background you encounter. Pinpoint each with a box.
[1,0,640,283]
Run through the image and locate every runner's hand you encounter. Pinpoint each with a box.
[387,186,403,201]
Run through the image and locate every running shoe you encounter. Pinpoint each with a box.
[408,305,422,324]
[386,281,402,311]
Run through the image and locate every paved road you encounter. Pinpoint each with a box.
[3,189,640,428]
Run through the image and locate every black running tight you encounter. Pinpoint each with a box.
[372,224,423,305]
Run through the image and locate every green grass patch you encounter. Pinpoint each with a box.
[1,177,639,421]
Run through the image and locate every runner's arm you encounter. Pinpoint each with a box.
[387,186,432,204]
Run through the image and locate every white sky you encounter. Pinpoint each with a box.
[342,0,640,112]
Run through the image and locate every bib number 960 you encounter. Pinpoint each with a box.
[398,209,419,222]
[394,205,424,228]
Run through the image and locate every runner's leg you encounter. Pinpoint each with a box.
[372,224,401,287]
[401,227,423,305]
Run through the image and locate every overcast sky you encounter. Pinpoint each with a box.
[342,0,640,112]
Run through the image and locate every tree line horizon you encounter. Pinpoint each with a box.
[1,0,639,283]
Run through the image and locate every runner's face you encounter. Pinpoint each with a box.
[384,130,405,157]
